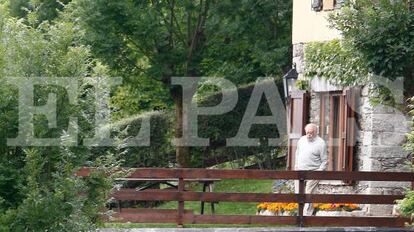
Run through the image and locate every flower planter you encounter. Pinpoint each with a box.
[315,210,355,217]
[259,209,363,217]
[257,210,295,216]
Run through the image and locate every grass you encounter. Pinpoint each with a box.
[102,178,277,228]
[157,179,274,215]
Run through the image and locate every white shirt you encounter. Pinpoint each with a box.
[294,135,327,171]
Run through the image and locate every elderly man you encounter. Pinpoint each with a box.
[294,123,327,215]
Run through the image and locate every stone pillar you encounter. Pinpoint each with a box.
[359,85,411,215]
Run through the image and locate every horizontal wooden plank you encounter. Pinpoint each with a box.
[304,216,409,227]
[110,190,404,204]
[106,212,178,223]
[306,194,404,204]
[107,213,297,225]
[104,213,410,227]
[115,178,221,182]
[125,168,299,180]
[183,215,297,225]
[110,189,179,200]
[107,213,409,227]
[77,168,414,182]
[117,208,193,214]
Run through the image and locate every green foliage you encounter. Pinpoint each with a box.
[111,78,285,169]
[328,0,414,93]
[397,189,414,218]
[6,149,92,231]
[399,97,414,217]
[201,0,292,83]
[5,0,29,19]
[305,39,405,107]
[66,0,292,143]
[0,0,291,227]
[109,111,175,168]
[195,79,285,169]
[156,179,275,216]
[306,0,414,100]
[67,0,292,167]
[110,79,172,121]
[103,0,293,120]
[1,148,123,232]
[198,79,284,142]
[68,0,291,81]
[5,0,72,23]
[304,39,369,86]
[403,97,414,153]
[295,79,309,91]
[0,7,123,230]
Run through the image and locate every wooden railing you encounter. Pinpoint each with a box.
[77,168,414,227]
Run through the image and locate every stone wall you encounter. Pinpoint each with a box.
[292,43,412,216]
[358,85,411,215]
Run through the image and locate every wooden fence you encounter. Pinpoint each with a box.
[77,168,414,227]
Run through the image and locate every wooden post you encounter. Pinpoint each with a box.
[412,156,414,191]
[297,177,305,227]
[200,182,207,215]
[177,177,185,227]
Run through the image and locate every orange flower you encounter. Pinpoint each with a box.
[257,202,359,213]
[256,202,298,213]
[313,203,360,211]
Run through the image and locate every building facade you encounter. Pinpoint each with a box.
[287,0,411,215]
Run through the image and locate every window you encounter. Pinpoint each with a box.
[311,0,323,11]
[312,0,345,12]
[323,0,335,11]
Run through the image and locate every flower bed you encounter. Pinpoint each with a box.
[257,202,298,216]
[313,203,359,212]
[257,202,360,216]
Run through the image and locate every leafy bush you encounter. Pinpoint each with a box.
[306,0,414,96]
[399,96,414,218]
[110,78,286,169]
[0,8,124,231]
[109,111,175,168]
[304,39,368,86]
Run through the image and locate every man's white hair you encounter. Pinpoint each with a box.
[304,123,318,132]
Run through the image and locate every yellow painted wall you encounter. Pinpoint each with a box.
[292,0,341,44]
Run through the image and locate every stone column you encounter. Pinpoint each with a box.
[359,85,411,215]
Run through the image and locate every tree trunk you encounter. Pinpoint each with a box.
[171,87,190,168]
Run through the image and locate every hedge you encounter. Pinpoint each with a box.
[111,78,286,168]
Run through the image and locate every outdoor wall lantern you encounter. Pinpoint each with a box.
[282,66,298,100]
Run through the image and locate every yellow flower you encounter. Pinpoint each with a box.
[258,202,359,213]
[314,203,360,211]
[257,202,298,213]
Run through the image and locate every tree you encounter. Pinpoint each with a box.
[328,0,414,95]
[322,0,414,217]
[5,0,72,22]
[68,0,292,167]
[0,4,122,230]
